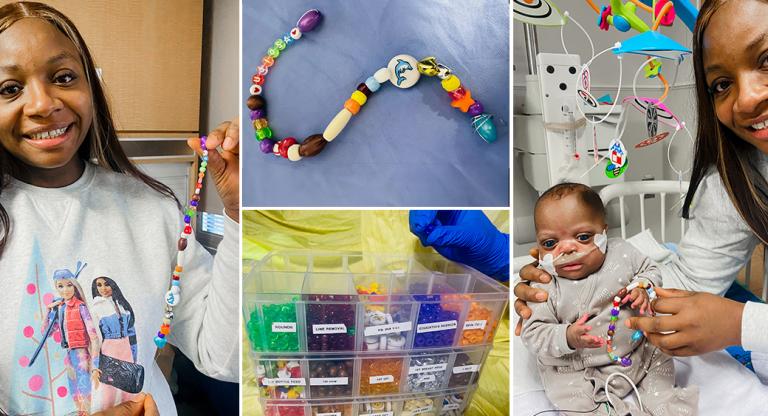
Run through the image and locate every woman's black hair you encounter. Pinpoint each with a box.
[92,276,136,330]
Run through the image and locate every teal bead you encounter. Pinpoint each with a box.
[154,336,167,348]
[632,330,644,342]
[267,47,280,58]
[472,113,497,143]
[274,39,286,50]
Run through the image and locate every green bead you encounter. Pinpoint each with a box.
[267,47,280,58]
[201,161,207,168]
[186,208,195,216]
[257,127,273,140]
[200,167,206,173]
[274,39,286,50]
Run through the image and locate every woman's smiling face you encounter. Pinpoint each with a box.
[0,18,92,185]
[704,0,768,154]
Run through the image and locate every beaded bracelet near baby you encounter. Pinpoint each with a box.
[606,277,657,367]
[246,9,498,162]
[154,136,209,348]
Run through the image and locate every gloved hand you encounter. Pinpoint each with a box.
[409,210,509,281]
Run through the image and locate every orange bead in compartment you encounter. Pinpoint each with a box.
[460,302,498,345]
[359,358,403,396]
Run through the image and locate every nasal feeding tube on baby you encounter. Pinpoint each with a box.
[551,243,599,266]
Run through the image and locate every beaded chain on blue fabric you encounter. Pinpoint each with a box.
[246,9,498,162]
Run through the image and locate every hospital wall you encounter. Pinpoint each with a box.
[512,5,697,257]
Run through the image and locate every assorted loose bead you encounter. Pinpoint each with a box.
[359,358,403,396]
[155,136,208,349]
[257,360,306,399]
[308,359,354,398]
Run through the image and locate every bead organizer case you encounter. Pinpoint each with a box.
[262,387,477,416]
[244,252,508,413]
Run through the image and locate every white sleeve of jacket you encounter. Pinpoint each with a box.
[167,211,239,381]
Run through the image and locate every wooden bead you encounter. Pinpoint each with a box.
[357,83,372,97]
[299,134,328,157]
[247,95,266,110]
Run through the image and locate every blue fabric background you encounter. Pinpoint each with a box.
[242,0,509,207]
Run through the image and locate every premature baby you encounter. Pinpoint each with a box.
[521,183,697,416]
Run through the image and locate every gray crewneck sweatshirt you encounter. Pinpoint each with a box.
[0,162,238,415]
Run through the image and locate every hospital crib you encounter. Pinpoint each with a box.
[513,180,768,415]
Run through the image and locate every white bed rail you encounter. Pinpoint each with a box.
[599,180,689,242]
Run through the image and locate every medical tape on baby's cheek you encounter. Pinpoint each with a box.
[538,253,558,277]
[594,229,607,253]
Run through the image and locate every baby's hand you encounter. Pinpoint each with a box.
[626,287,652,315]
[566,314,605,349]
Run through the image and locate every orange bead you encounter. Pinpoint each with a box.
[175,266,183,273]
[344,99,360,115]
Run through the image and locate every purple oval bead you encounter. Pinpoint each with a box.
[610,309,619,316]
[190,200,198,207]
[251,108,266,119]
[297,9,323,33]
[184,215,191,223]
[608,324,615,331]
[468,101,484,117]
[260,139,276,154]
[621,357,632,366]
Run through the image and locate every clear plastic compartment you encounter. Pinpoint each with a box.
[262,387,477,416]
[244,251,508,355]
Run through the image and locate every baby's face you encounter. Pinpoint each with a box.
[535,193,607,280]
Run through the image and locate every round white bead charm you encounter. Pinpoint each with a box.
[165,289,180,307]
[387,54,420,88]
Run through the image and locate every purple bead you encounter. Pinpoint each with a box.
[190,200,198,207]
[297,9,323,33]
[467,101,484,117]
[610,309,619,316]
[251,108,266,119]
[608,324,615,331]
[157,332,165,338]
[621,357,632,366]
[184,215,191,223]
[260,139,276,154]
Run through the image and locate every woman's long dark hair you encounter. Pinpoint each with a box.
[0,2,179,254]
[92,276,136,330]
[683,0,768,245]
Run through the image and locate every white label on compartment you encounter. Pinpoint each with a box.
[317,413,342,416]
[416,320,457,333]
[416,374,436,384]
[309,377,349,386]
[408,363,447,374]
[271,322,297,333]
[364,321,413,336]
[369,375,394,384]
[261,378,306,386]
[410,405,434,415]
[366,412,394,416]
[462,319,487,330]
[442,404,460,411]
[452,364,480,374]
[312,323,347,334]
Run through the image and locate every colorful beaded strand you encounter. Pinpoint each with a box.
[154,136,209,349]
[605,279,656,367]
[246,9,498,162]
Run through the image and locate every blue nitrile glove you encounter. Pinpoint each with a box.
[409,210,509,282]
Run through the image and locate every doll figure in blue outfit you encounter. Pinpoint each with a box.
[90,276,141,405]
